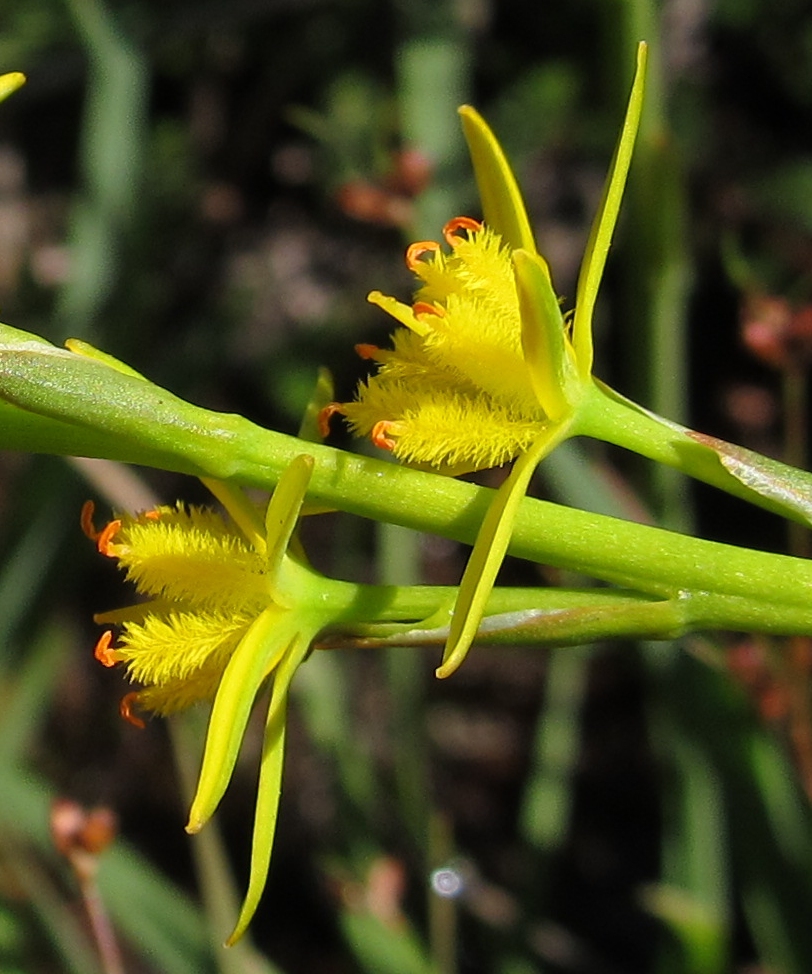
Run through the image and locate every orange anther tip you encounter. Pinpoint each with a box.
[96,519,122,556]
[80,500,99,541]
[93,630,121,667]
[371,421,397,451]
[443,216,482,245]
[355,343,381,360]
[120,692,146,729]
[317,403,344,439]
[406,240,440,271]
[412,301,444,318]
[144,509,161,521]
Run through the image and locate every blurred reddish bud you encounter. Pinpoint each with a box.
[50,798,86,858]
[741,292,812,369]
[334,181,413,228]
[335,148,433,228]
[51,798,117,860]
[386,148,433,198]
[365,856,407,927]
[81,808,118,855]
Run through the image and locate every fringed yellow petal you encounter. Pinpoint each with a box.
[572,42,647,377]
[226,633,311,945]
[458,105,539,255]
[134,663,228,715]
[112,505,266,611]
[116,609,252,697]
[343,374,546,473]
[341,346,478,437]
[437,426,572,678]
[186,608,297,834]
[414,227,517,322]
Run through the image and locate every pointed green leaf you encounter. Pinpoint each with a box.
[226,634,310,945]
[572,42,647,376]
[186,610,297,833]
[458,105,539,255]
[513,249,570,420]
[437,427,572,678]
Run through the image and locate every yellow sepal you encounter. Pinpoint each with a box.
[437,424,573,678]
[572,42,647,377]
[458,105,539,256]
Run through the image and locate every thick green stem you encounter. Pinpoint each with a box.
[3,340,812,632]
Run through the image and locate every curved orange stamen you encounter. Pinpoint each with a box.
[406,240,441,271]
[120,692,146,729]
[412,301,444,318]
[93,630,122,667]
[317,403,345,439]
[80,500,100,541]
[355,343,382,361]
[144,509,161,521]
[443,216,482,245]
[96,519,122,557]
[371,421,397,451]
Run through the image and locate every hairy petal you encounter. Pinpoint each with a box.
[116,608,254,711]
[110,505,267,611]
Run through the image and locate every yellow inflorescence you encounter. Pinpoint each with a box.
[331,217,550,473]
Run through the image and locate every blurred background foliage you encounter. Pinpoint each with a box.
[3,0,812,971]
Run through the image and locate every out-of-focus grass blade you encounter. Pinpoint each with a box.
[98,844,216,974]
[0,495,71,660]
[340,909,435,974]
[641,721,729,973]
[58,0,148,338]
[520,646,590,850]
[0,624,70,765]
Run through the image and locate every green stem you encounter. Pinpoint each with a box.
[324,584,812,649]
[4,344,812,631]
[578,378,812,525]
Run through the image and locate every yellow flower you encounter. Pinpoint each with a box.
[323,44,648,679]
[84,456,357,943]
[85,501,284,720]
[327,216,565,474]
